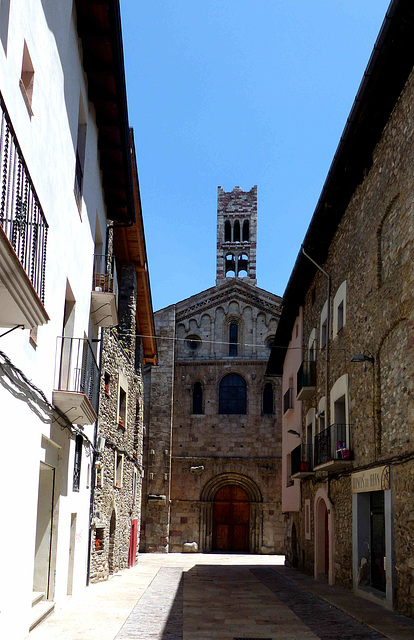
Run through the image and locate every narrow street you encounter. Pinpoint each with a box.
[27,554,414,640]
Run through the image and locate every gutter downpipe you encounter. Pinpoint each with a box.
[301,246,331,430]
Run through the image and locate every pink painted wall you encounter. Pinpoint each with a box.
[281,307,303,512]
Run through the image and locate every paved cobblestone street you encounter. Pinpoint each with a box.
[28,554,414,640]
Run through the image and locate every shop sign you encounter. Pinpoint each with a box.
[351,465,390,493]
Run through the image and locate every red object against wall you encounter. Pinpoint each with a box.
[128,519,138,568]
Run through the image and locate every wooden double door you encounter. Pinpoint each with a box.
[212,485,250,552]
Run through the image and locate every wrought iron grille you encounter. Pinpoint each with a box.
[55,337,99,412]
[314,423,351,466]
[0,93,48,303]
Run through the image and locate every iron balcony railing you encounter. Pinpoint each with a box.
[291,443,313,475]
[296,360,316,395]
[0,93,48,303]
[92,253,118,299]
[314,423,352,467]
[54,337,99,412]
[283,387,294,414]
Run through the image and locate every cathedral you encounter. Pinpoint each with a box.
[141,186,284,553]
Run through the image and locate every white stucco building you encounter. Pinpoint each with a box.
[0,2,135,637]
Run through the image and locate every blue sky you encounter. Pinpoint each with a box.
[120,0,390,312]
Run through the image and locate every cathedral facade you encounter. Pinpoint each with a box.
[141,186,284,553]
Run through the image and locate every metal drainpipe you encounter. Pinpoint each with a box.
[301,246,331,429]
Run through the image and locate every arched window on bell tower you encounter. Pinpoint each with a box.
[242,220,249,241]
[225,253,236,277]
[238,254,248,277]
[233,220,240,242]
[224,220,231,242]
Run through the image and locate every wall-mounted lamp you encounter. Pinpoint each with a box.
[350,349,377,459]
[287,429,301,437]
[350,351,374,365]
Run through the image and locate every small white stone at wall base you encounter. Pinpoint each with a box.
[183,542,198,553]
[260,545,276,554]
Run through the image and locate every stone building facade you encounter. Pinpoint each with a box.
[267,0,414,619]
[141,186,284,554]
[90,136,156,582]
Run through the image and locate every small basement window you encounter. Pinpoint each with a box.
[114,452,123,488]
[104,371,111,397]
[95,527,104,552]
[118,385,127,428]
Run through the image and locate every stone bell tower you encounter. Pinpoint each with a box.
[216,185,257,286]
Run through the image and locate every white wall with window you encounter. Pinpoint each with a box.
[281,308,303,512]
[0,3,130,637]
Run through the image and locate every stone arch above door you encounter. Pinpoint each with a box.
[200,473,262,553]
[200,472,262,503]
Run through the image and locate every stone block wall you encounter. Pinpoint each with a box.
[141,279,284,554]
[291,65,414,616]
[140,306,176,552]
[90,264,145,582]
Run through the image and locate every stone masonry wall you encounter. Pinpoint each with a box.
[293,66,414,616]
[90,264,144,582]
[141,305,176,552]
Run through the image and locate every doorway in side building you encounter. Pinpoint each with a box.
[33,462,56,600]
[212,485,249,552]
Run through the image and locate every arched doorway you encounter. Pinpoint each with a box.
[200,472,262,553]
[212,485,249,551]
[314,489,334,584]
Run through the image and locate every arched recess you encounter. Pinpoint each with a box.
[314,488,334,585]
[200,472,262,553]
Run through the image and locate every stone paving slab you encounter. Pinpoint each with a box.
[115,567,183,640]
[25,554,414,640]
[183,564,319,640]
[252,567,385,640]
[272,566,414,640]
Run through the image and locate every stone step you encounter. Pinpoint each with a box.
[32,591,45,607]
[29,600,55,632]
